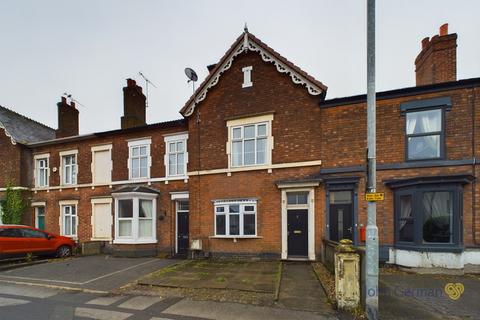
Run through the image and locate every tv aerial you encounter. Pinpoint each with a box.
[138,71,157,108]
[184,67,198,94]
[62,92,86,108]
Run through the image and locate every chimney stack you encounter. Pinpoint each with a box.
[121,78,146,129]
[56,96,79,138]
[415,23,457,86]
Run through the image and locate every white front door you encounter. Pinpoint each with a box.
[91,201,112,240]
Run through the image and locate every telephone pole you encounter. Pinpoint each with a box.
[365,0,379,319]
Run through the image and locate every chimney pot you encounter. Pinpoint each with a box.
[127,78,136,88]
[439,23,449,36]
[421,37,430,50]
[61,96,67,104]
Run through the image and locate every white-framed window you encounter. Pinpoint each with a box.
[113,193,157,244]
[34,154,50,187]
[242,66,253,88]
[227,114,273,169]
[127,138,151,180]
[214,200,257,237]
[59,201,78,238]
[164,133,188,177]
[60,150,78,185]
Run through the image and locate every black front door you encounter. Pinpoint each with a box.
[177,211,189,254]
[329,203,353,241]
[287,209,308,256]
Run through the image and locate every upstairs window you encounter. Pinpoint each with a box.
[60,151,78,185]
[406,109,443,160]
[164,133,188,177]
[232,123,268,167]
[128,139,151,179]
[34,154,49,187]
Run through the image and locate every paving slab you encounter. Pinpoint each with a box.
[141,260,279,293]
[163,299,338,320]
[278,262,335,316]
[0,255,179,291]
[380,272,480,319]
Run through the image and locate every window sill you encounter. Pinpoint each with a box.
[209,236,263,239]
[113,239,157,245]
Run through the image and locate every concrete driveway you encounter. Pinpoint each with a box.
[0,255,178,292]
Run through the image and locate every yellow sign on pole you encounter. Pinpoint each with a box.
[365,192,384,201]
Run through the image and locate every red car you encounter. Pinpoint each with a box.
[0,225,76,259]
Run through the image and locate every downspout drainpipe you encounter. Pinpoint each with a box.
[472,87,478,245]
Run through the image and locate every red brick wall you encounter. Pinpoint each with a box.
[187,51,322,172]
[0,130,21,187]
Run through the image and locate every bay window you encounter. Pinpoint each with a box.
[113,191,157,244]
[393,182,463,250]
[214,200,257,237]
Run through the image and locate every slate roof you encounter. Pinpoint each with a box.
[111,185,160,194]
[0,105,55,145]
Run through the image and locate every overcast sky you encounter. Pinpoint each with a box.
[1,0,479,134]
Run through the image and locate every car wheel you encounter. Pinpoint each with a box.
[56,245,72,258]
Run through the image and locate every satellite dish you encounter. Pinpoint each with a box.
[184,67,198,82]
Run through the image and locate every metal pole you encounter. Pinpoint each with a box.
[366,0,379,319]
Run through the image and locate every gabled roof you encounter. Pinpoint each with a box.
[0,105,55,145]
[180,30,328,117]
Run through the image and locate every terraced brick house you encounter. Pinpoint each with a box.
[1,24,480,269]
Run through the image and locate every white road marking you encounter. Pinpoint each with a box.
[0,259,157,285]
[150,318,174,320]
[0,297,30,307]
[75,307,132,320]
[0,283,58,298]
[118,295,163,310]
[0,279,108,294]
[86,295,125,306]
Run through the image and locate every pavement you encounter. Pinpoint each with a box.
[278,262,336,317]
[379,272,480,319]
[0,256,341,319]
[0,255,178,292]
[0,281,339,320]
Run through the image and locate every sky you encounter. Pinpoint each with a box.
[1,0,479,134]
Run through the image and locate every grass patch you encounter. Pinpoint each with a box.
[198,272,210,279]
[216,276,226,283]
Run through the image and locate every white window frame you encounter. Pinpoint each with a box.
[213,199,257,238]
[227,114,274,170]
[242,66,253,88]
[91,144,113,185]
[59,200,78,239]
[59,150,78,186]
[164,133,188,178]
[34,153,50,188]
[127,138,152,180]
[113,192,157,244]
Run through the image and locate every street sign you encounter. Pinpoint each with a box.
[365,192,384,201]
